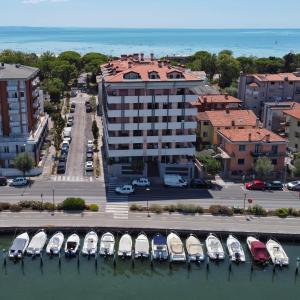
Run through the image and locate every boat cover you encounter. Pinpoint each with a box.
[11,238,27,251]
[170,237,183,254]
[153,234,166,246]
[251,241,269,261]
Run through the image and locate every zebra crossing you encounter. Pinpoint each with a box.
[106,181,128,202]
[51,175,95,182]
[105,202,129,219]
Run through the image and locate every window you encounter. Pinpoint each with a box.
[203,132,208,137]
[295,132,300,138]
[239,145,246,151]
[271,82,275,85]
[289,81,294,85]
[298,121,300,127]
[163,103,171,109]
[203,121,209,126]
[254,144,260,153]
[271,159,277,165]
[271,145,278,154]
[295,144,298,149]
[4,146,9,153]
[238,159,245,165]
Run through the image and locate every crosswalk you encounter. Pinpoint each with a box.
[106,181,129,202]
[51,175,95,182]
[105,202,129,219]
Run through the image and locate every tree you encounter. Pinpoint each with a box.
[89,96,97,113]
[255,57,284,73]
[92,120,99,141]
[237,56,257,73]
[14,153,34,176]
[42,78,64,102]
[37,51,56,79]
[197,155,221,176]
[58,51,81,70]
[254,157,274,179]
[61,197,85,211]
[217,52,240,88]
[52,60,78,86]
[293,159,300,177]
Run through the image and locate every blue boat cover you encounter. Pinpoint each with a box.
[153,234,166,245]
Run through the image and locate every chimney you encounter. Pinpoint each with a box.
[225,108,230,114]
[133,53,139,60]
[225,94,229,100]
[140,53,144,61]
[158,60,163,68]
[128,61,133,68]
[121,54,127,61]
[112,68,117,75]
[150,53,154,61]
[265,134,271,143]
[248,133,252,142]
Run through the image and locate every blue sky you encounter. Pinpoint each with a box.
[1,0,300,28]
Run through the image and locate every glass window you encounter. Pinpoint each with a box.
[239,145,246,151]
[238,159,245,165]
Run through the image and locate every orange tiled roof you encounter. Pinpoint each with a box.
[218,128,286,143]
[197,110,257,127]
[197,94,242,104]
[253,73,300,82]
[248,82,259,87]
[283,103,300,119]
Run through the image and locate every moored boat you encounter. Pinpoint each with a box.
[134,233,150,258]
[99,232,115,256]
[226,234,246,262]
[82,231,98,256]
[26,230,47,256]
[64,233,80,256]
[9,232,30,259]
[118,233,132,258]
[247,236,269,264]
[186,234,205,262]
[151,233,168,261]
[167,232,186,262]
[46,232,64,255]
[205,233,225,260]
[266,239,289,266]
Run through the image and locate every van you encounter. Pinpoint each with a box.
[0,176,7,186]
[63,127,72,138]
[163,174,188,188]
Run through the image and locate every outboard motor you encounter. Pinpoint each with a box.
[216,253,220,261]
[235,252,240,263]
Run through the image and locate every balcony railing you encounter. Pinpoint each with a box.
[251,151,285,158]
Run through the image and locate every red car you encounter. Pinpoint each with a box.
[245,179,266,190]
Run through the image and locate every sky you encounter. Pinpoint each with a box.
[1,0,300,29]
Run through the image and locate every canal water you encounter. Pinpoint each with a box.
[0,234,300,300]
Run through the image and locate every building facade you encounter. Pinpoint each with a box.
[283,103,300,151]
[100,54,204,178]
[238,70,300,117]
[0,63,48,170]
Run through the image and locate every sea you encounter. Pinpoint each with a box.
[0,27,300,57]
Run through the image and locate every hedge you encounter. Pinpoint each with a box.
[61,197,85,211]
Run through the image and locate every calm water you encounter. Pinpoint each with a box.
[0,234,300,300]
[0,27,300,57]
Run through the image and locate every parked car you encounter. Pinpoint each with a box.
[0,176,8,186]
[132,177,150,187]
[86,152,93,162]
[87,140,94,148]
[57,161,66,174]
[163,174,188,188]
[190,179,213,189]
[245,179,266,190]
[67,119,73,127]
[85,100,90,107]
[86,105,92,113]
[9,177,27,187]
[70,107,75,113]
[85,161,94,172]
[115,185,135,194]
[287,180,300,191]
[59,153,68,163]
[266,181,283,190]
[71,101,76,108]
[86,146,93,154]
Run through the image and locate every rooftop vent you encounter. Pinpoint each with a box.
[15,64,21,68]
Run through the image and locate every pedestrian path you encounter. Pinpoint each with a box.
[105,202,129,219]
[51,175,95,182]
[106,181,128,202]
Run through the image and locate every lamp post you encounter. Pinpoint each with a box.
[40,193,43,212]
[52,189,55,216]
[146,187,150,218]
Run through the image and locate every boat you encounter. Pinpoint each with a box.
[247,236,269,263]
[46,232,64,255]
[167,232,186,262]
[9,232,30,259]
[226,234,246,262]
[82,231,98,256]
[186,234,205,262]
[64,233,80,256]
[118,233,132,258]
[99,232,115,256]
[205,233,225,260]
[26,230,47,256]
[266,239,289,266]
[134,233,150,258]
[151,233,168,261]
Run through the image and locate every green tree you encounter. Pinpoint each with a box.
[197,155,221,176]
[217,52,240,88]
[52,60,78,86]
[61,197,85,211]
[37,51,56,79]
[92,120,99,141]
[58,51,81,69]
[14,152,34,176]
[293,158,300,177]
[254,157,274,179]
[42,78,64,102]
[237,56,257,73]
[255,57,284,73]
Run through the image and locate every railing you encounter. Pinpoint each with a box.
[251,151,285,158]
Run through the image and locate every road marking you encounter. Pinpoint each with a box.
[105,202,129,219]
[50,175,94,182]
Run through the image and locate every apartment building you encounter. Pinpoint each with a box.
[100,54,204,178]
[0,63,48,171]
[238,70,300,117]
[192,94,241,112]
[217,128,287,177]
[196,109,258,146]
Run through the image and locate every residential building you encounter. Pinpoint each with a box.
[238,70,300,117]
[217,128,287,177]
[196,109,258,146]
[192,94,241,112]
[99,54,204,178]
[0,63,48,171]
[283,103,300,151]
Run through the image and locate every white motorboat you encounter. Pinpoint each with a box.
[134,233,150,258]
[82,231,98,256]
[99,232,115,256]
[151,234,168,261]
[26,230,47,256]
[226,235,246,262]
[46,232,64,255]
[118,233,132,257]
[167,232,186,262]
[186,234,205,262]
[64,233,80,256]
[205,233,225,260]
[266,239,289,266]
[9,232,30,259]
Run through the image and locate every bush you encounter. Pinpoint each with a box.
[232,206,244,214]
[61,197,85,211]
[10,204,22,212]
[164,204,177,213]
[249,205,267,216]
[19,200,33,208]
[43,202,56,211]
[288,208,300,217]
[89,204,99,212]
[149,204,163,214]
[31,201,43,210]
[208,205,233,216]
[275,208,289,218]
[130,204,144,211]
[0,202,11,210]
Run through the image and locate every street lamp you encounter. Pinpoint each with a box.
[40,193,43,212]
[51,189,55,216]
[146,187,151,218]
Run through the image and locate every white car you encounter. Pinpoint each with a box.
[132,177,150,187]
[115,185,135,194]
[85,161,94,171]
[9,177,28,187]
[287,180,300,191]
[87,140,94,148]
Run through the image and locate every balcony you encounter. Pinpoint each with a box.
[251,151,285,158]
